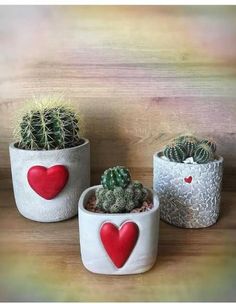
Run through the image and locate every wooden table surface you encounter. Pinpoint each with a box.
[0,187,236,302]
[0,6,236,302]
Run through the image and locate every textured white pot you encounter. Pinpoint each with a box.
[9,138,90,222]
[78,185,160,275]
[153,151,224,228]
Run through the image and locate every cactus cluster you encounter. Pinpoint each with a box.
[96,167,148,213]
[15,96,81,150]
[163,135,217,164]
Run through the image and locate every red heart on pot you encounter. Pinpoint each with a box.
[100,221,139,268]
[184,176,192,184]
[27,165,69,200]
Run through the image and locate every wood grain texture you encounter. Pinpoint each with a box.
[0,6,236,184]
[0,189,236,301]
[0,6,236,301]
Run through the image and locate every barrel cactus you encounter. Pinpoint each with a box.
[175,135,199,157]
[199,138,217,153]
[163,142,187,163]
[15,96,80,150]
[101,166,131,190]
[193,143,214,164]
[163,135,218,164]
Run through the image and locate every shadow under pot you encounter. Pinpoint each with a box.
[78,185,160,275]
[9,138,90,222]
[153,151,223,228]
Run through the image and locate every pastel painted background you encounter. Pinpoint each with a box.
[0,6,236,301]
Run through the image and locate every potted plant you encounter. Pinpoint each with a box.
[153,135,223,228]
[78,166,160,275]
[9,95,90,222]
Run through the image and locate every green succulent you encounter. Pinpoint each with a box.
[163,142,187,163]
[163,135,217,164]
[15,95,80,150]
[96,181,148,213]
[175,135,199,157]
[199,138,217,153]
[101,166,131,190]
[193,143,214,164]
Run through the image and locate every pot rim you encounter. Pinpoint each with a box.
[9,137,89,153]
[79,185,159,217]
[154,150,223,166]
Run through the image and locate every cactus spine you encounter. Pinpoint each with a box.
[193,143,214,164]
[96,181,148,213]
[163,142,187,163]
[199,139,217,153]
[15,96,80,150]
[101,166,131,190]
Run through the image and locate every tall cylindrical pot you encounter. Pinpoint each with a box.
[9,138,90,222]
[153,151,223,228]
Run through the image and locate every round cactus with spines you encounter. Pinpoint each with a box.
[15,95,80,150]
[193,143,214,164]
[199,138,217,153]
[175,135,199,157]
[163,142,187,163]
[164,135,217,163]
[95,181,148,213]
[101,166,131,190]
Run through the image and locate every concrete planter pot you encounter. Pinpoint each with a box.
[9,138,90,222]
[78,185,160,275]
[153,151,223,228]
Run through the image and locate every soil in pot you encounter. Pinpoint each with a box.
[85,196,153,213]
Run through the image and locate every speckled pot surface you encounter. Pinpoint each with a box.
[9,138,90,222]
[153,151,223,228]
[78,185,160,275]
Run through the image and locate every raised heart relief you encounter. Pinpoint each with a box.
[27,165,69,200]
[100,221,139,268]
[184,176,192,184]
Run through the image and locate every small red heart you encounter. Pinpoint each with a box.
[184,176,192,184]
[27,165,69,200]
[100,222,139,268]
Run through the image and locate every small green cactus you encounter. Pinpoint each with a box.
[175,135,199,157]
[96,181,148,213]
[193,143,214,164]
[199,138,217,153]
[163,142,187,163]
[101,166,131,190]
[163,135,217,163]
[15,95,80,150]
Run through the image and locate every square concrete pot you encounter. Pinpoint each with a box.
[78,185,160,275]
[9,138,90,222]
[153,151,224,228]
